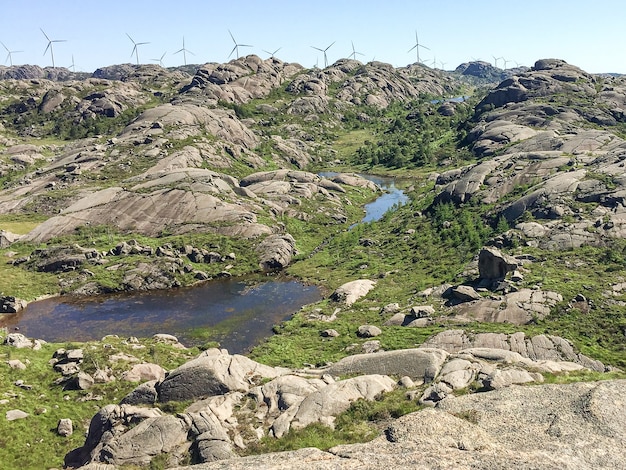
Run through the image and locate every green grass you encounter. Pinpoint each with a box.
[0,335,198,469]
[0,214,48,235]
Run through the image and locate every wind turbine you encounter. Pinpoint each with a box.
[492,55,500,68]
[440,61,447,70]
[228,30,252,59]
[348,41,364,60]
[501,57,510,69]
[68,55,76,72]
[126,33,149,65]
[41,28,66,68]
[1,41,22,66]
[174,36,194,65]
[408,30,429,64]
[152,51,166,66]
[311,41,334,68]
[263,47,281,59]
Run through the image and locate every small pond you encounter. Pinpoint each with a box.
[0,277,321,354]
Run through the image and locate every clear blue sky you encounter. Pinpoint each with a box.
[1,0,624,74]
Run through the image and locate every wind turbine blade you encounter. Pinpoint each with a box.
[326,42,335,51]
[228,45,237,59]
[174,48,183,54]
[311,46,323,52]
[239,44,252,48]
[0,42,8,53]
[44,43,51,56]
[40,28,51,41]
[408,45,417,53]
[126,33,135,44]
[131,45,137,58]
[228,30,236,44]
[137,42,150,46]
[187,49,195,56]
[421,45,430,51]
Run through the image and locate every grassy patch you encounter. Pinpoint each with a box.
[0,214,48,235]
[0,335,198,469]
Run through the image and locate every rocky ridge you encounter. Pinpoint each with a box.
[55,330,613,469]
[435,59,626,250]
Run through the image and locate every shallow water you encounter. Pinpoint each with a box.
[319,172,409,223]
[0,277,321,354]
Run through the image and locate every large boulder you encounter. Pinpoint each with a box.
[0,296,27,313]
[326,348,448,382]
[330,279,376,306]
[256,234,297,271]
[156,349,281,402]
[478,247,518,280]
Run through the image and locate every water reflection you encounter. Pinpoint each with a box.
[0,277,321,354]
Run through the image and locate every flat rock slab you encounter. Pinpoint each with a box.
[326,348,448,382]
[330,280,377,306]
[6,409,28,421]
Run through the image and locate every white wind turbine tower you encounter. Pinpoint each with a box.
[408,30,429,64]
[126,33,150,65]
[1,41,22,66]
[41,28,66,68]
[311,41,334,68]
[348,41,364,60]
[228,30,252,59]
[174,37,194,65]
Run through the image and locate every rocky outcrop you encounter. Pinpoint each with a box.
[0,230,19,248]
[167,380,626,470]
[420,329,605,371]
[156,349,282,402]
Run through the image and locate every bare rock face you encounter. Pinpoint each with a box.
[449,288,563,325]
[288,375,396,433]
[0,230,19,248]
[166,380,626,470]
